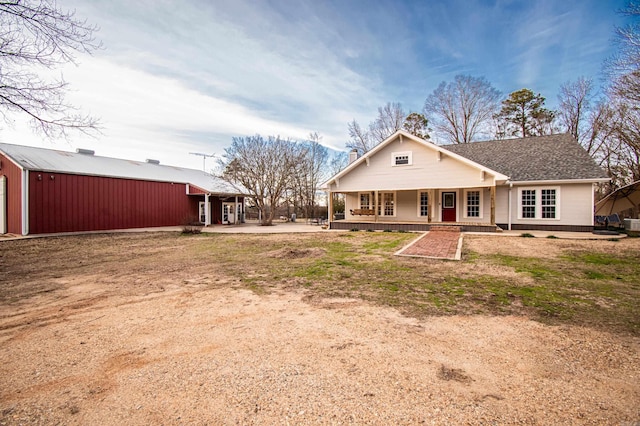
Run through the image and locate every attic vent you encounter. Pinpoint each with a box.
[76,148,95,155]
[146,159,160,165]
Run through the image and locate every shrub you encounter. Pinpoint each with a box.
[181,216,204,234]
[520,233,535,238]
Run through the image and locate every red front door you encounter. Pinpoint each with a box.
[442,192,456,222]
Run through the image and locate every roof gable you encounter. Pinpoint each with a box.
[443,134,608,182]
[0,143,243,195]
[323,130,508,188]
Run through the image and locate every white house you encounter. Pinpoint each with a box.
[323,131,609,232]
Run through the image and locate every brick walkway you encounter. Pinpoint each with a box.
[396,227,462,260]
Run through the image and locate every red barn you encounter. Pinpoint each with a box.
[0,143,245,235]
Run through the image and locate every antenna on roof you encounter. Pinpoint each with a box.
[189,152,215,172]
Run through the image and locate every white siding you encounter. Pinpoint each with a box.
[396,190,418,221]
[495,186,510,224]
[330,137,495,192]
[501,183,594,226]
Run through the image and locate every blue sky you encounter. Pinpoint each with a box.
[0,0,629,169]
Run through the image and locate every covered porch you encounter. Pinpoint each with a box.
[328,187,500,233]
[188,188,245,226]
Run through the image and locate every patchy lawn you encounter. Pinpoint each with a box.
[193,232,639,335]
[0,232,639,424]
[1,232,639,335]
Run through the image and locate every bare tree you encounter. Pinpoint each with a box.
[587,2,640,196]
[329,151,348,176]
[582,101,616,157]
[610,69,640,103]
[220,135,302,226]
[368,102,405,143]
[610,103,640,184]
[557,77,595,143]
[347,102,407,154]
[327,150,348,219]
[346,119,372,154]
[0,0,101,138]
[585,72,640,190]
[424,75,501,144]
[605,1,640,77]
[292,132,329,219]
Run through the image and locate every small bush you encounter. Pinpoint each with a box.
[350,228,360,232]
[181,216,204,234]
[547,235,558,239]
[520,233,535,238]
[383,229,392,233]
[398,229,408,233]
[366,229,374,232]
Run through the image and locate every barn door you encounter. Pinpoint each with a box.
[0,176,6,234]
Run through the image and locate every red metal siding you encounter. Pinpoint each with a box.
[28,173,194,234]
[0,154,23,234]
[211,197,222,224]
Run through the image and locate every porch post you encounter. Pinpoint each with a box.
[327,191,333,226]
[204,193,211,226]
[429,189,435,223]
[234,196,239,224]
[490,186,496,225]
[508,183,513,231]
[0,176,6,234]
[374,190,378,222]
[22,169,29,235]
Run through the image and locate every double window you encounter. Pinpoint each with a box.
[518,188,559,219]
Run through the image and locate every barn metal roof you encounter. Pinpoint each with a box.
[0,142,243,195]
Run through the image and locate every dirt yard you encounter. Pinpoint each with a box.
[0,232,639,425]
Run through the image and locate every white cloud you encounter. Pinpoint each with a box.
[3,0,623,168]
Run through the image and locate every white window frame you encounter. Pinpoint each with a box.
[517,187,561,220]
[358,192,371,209]
[198,201,206,223]
[391,151,412,166]
[541,188,558,219]
[463,188,483,219]
[377,191,396,217]
[417,190,430,217]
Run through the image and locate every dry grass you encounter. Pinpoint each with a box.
[1,232,639,335]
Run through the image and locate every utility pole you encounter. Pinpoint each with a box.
[189,152,215,172]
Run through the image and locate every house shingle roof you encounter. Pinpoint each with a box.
[442,133,608,182]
